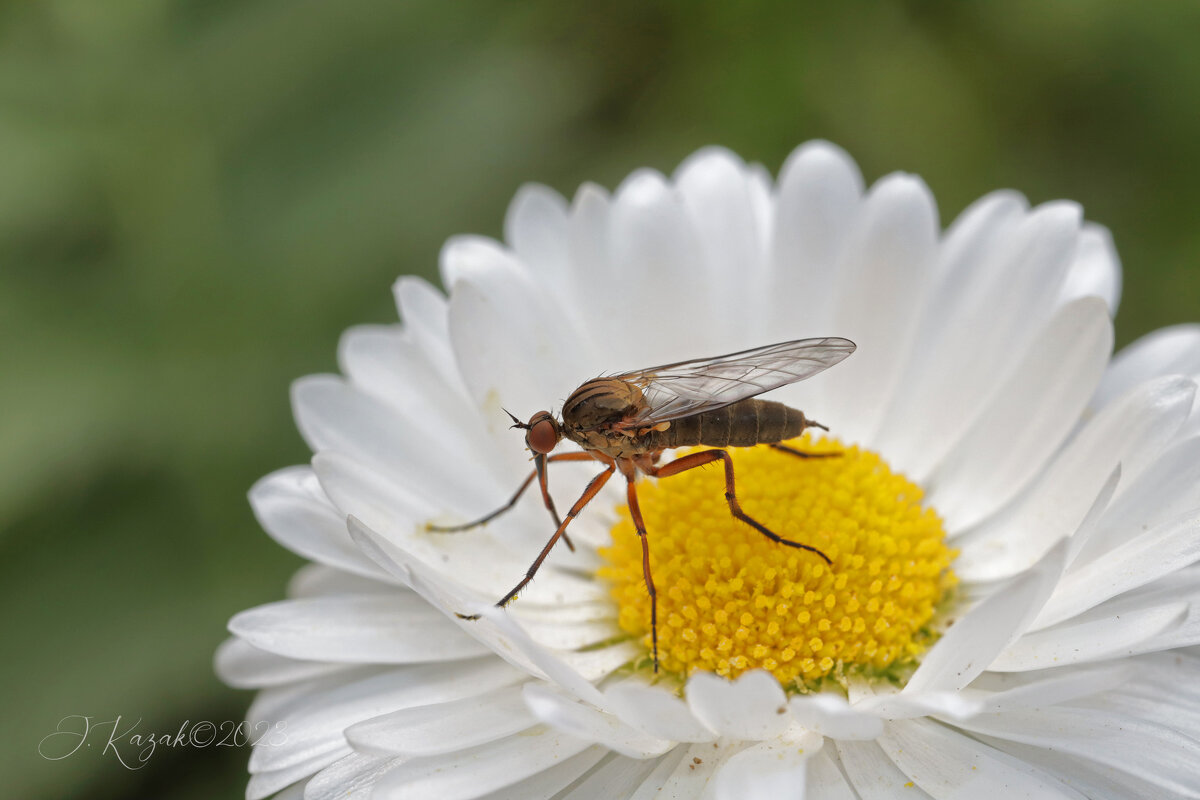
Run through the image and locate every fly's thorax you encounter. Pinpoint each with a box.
[563,427,642,459]
[561,378,645,432]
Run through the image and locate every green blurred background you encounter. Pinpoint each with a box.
[3,1,1198,797]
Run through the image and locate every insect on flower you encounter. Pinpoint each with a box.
[428,337,857,671]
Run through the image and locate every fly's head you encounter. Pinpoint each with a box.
[506,409,561,456]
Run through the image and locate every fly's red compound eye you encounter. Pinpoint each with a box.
[526,415,559,454]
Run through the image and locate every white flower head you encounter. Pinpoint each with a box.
[218,142,1200,800]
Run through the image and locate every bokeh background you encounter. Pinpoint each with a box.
[4,1,1199,797]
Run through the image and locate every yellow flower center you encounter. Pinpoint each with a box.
[598,434,956,689]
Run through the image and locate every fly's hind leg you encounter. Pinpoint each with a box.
[769,415,842,460]
[768,443,840,459]
[426,451,595,551]
[649,449,832,566]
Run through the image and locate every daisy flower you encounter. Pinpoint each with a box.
[218,142,1200,800]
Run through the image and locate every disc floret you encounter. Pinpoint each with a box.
[599,434,956,688]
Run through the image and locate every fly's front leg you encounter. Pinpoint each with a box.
[459,458,616,620]
[650,449,832,565]
[426,451,595,550]
[624,476,660,673]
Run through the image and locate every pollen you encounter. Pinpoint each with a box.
[597,434,956,689]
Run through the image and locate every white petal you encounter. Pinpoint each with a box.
[932,190,1030,299]
[391,275,456,381]
[606,169,722,362]
[977,735,1175,799]
[1059,566,1200,657]
[229,593,491,663]
[303,752,399,800]
[311,450,429,532]
[215,637,344,689]
[317,453,600,599]
[246,669,373,730]
[1078,434,1200,560]
[474,604,619,703]
[1058,222,1122,312]
[807,749,859,800]
[1126,650,1200,711]
[554,752,665,800]
[929,296,1114,531]
[674,147,767,343]
[789,692,883,739]
[471,748,609,800]
[887,191,1028,405]
[370,729,597,800]
[713,738,820,800]
[955,467,1119,593]
[1184,391,1200,440]
[337,324,485,451]
[817,174,939,443]
[1074,689,1200,743]
[879,201,1083,481]
[250,661,523,773]
[248,749,346,800]
[990,601,1187,671]
[966,661,1135,714]
[563,182,616,357]
[904,540,1067,693]
[1033,506,1200,629]
[294,375,504,508]
[1093,323,1200,409]
[250,466,393,582]
[507,612,621,651]
[766,140,864,342]
[393,276,448,342]
[857,689,982,723]
[878,718,1088,799]
[444,244,583,410]
[504,183,571,297]
[347,516,631,685]
[630,742,733,800]
[1045,373,1189,506]
[954,705,1200,798]
[346,684,535,756]
[836,739,936,800]
[270,781,307,800]
[603,681,715,743]
[523,682,674,758]
[870,194,1024,473]
[953,374,1193,580]
[685,670,790,741]
[745,162,774,249]
[285,563,398,599]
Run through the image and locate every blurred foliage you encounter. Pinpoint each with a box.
[2,0,1198,797]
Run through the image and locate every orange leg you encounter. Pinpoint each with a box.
[624,476,660,672]
[649,449,832,565]
[460,458,616,619]
[427,451,596,550]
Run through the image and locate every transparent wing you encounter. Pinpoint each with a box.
[618,337,856,426]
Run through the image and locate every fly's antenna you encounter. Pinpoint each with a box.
[503,408,529,430]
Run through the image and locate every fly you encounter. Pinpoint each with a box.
[428,337,857,672]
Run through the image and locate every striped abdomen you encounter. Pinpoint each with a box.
[647,399,811,450]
